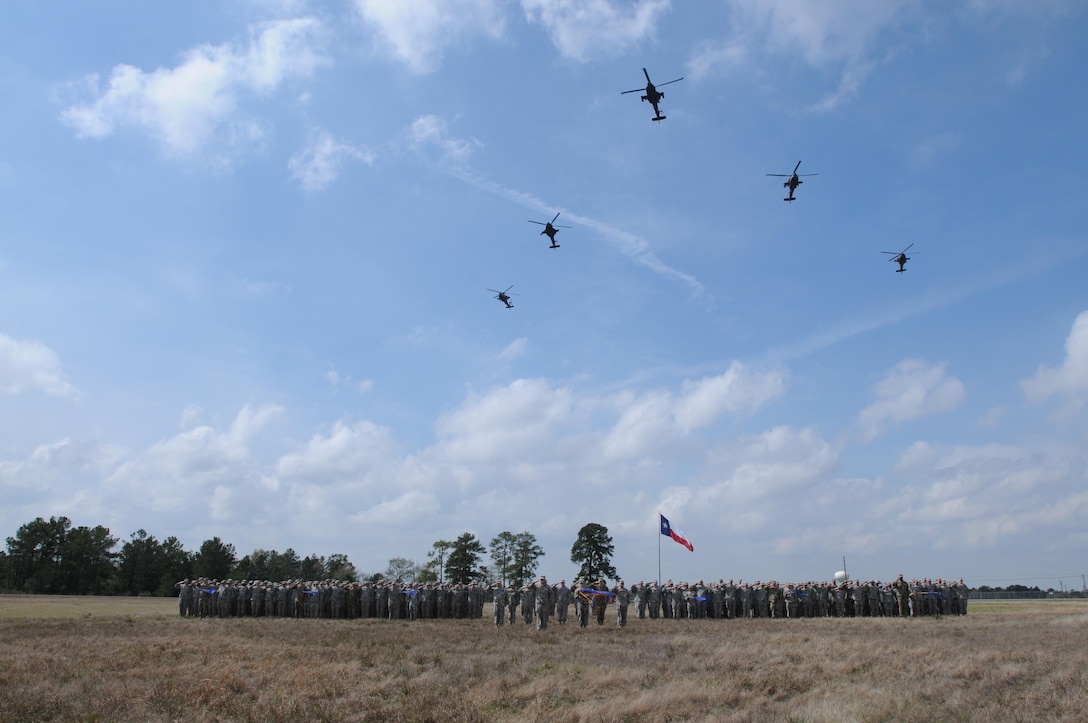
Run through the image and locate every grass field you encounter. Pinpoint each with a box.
[1,595,1085,721]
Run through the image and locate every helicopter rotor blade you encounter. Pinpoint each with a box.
[550,212,560,224]
[798,173,818,177]
[657,77,683,87]
[528,220,546,225]
[793,160,802,174]
[504,285,514,293]
[621,88,643,94]
[903,243,914,252]
[766,173,790,177]
[555,225,571,229]
[642,68,651,83]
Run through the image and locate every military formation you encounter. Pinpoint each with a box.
[175,578,490,620]
[625,575,969,620]
[176,574,968,624]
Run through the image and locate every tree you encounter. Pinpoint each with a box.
[193,537,236,580]
[325,553,358,582]
[489,532,516,586]
[425,539,454,583]
[115,529,166,596]
[446,532,486,584]
[511,532,545,587]
[58,525,118,595]
[490,531,545,587]
[384,557,421,583]
[570,523,617,585]
[299,554,325,580]
[158,536,193,595]
[6,516,73,593]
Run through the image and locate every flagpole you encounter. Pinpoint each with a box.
[657,512,661,586]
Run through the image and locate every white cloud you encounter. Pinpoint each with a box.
[857,359,965,441]
[887,440,1084,550]
[434,378,576,464]
[0,333,79,399]
[275,419,398,483]
[61,18,327,162]
[697,0,917,108]
[521,0,671,62]
[350,490,441,525]
[602,362,787,458]
[1021,310,1088,408]
[406,114,481,163]
[288,127,374,191]
[106,404,282,494]
[354,0,506,73]
[498,338,528,361]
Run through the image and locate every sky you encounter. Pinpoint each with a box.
[2,0,1086,590]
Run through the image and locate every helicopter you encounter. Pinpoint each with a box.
[766,161,818,202]
[487,285,516,308]
[622,68,683,122]
[528,212,571,248]
[881,244,917,273]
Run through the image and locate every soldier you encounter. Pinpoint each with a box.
[612,580,631,627]
[593,578,610,625]
[522,576,553,631]
[506,584,519,624]
[894,574,910,618]
[491,583,507,627]
[554,580,572,624]
[647,581,661,619]
[956,578,969,615]
[573,579,591,628]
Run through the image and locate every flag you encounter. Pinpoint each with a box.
[660,513,694,552]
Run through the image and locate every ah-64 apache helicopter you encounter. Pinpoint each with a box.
[528,212,571,248]
[882,244,918,273]
[622,68,683,122]
[766,160,818,202]
[487,285,516,308]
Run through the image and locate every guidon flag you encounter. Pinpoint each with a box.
[660,514,694,552]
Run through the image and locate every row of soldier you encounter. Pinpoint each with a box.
[622,576,969,620]
[176,578,491,619]
[176,575,968,622]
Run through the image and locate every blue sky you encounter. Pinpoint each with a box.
[2,0,1086,588]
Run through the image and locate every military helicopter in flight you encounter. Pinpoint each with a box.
[488,285,516,308]
[528,212,570,248]
[882,244,917,273]
[766,161,818,202]
[622,68,683,122]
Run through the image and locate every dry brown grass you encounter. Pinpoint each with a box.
[1,596,1086,722]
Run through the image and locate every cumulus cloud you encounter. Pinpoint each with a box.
[888,440,1084,550]
[0,333,79,399]
[434,378,576,464]
[521,0,671,61]
[857,359,965,441]
[288,127,374,191]
[276,419,398,483]
[354,0,506,73]
[602,362,787,459]
[60,18,327,162]
[106,404,283,501]
[1021,310,1088,408]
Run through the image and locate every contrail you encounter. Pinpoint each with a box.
[763,248,1074,363]
[451,166,712,306]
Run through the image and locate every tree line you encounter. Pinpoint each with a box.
[2,516,618,596]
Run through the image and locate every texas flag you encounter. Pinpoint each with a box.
[660,514,694,552]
